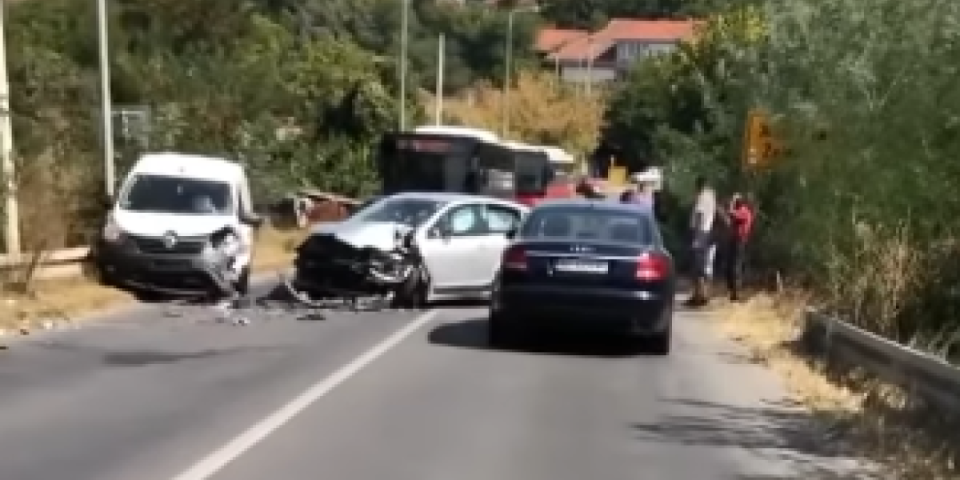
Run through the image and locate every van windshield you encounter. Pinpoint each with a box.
[120,174,234,215]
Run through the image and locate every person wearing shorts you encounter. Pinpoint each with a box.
[686,176,716,307]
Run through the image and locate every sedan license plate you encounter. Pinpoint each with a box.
[554,258,608,274]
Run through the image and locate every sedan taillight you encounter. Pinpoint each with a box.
[502,245,528,271]
[635,252,668,281]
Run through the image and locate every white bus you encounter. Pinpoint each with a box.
[376,126,553,205]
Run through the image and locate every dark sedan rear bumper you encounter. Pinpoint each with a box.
[494,284,672,335]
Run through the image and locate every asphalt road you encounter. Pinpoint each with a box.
[0,282,879,480]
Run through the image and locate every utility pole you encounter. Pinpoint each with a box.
[585,40,595,98]
[398,0,410,131]
[0,0,19,255]
[96,0,116,197]
[434,33,445,125]
[501,5,538,138]
[501,10,515,137]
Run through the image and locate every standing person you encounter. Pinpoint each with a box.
[625,169,659,215]
[632,171,656,206]
[575,176,604,199]
[723,193,754,301]
[686,175,717,307]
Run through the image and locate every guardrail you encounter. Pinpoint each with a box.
[801,310,960,413]
[0,247,92,281]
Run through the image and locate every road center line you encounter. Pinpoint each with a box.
[169,309,439,480]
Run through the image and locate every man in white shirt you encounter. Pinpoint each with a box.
[687,176,717,306]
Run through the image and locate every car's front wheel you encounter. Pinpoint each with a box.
[391,265,429,309]
[234,265,251,296]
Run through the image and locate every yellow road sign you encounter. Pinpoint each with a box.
[743,109,781,168]
[607,166,627,186]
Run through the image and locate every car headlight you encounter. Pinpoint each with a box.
[218,233,241,257]
[102,215,124,243]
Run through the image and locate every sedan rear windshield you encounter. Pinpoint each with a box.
[519,206,661,245]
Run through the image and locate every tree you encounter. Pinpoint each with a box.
[1,0,403,250]
[437,70,604,156]
[603,0,960,349]
[540,0,709,29]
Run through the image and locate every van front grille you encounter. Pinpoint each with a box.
[129,235,206,255]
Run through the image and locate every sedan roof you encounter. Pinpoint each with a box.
[529,198,655,217]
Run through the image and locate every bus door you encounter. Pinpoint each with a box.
[473,142,515,198]
[513,151,552,205]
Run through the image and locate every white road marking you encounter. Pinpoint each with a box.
[169,309,439,480]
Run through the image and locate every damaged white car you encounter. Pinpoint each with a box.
[95,152,263,299]
[289,192,528,308]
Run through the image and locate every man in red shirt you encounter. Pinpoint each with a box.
[723,193,754,301]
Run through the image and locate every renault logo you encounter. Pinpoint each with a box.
[162,231,178,249]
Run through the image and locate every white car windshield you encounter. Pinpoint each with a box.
[351,197,447,228]
[120,174,234,215]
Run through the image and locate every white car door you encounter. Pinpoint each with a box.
[476,202,525,284]
[418,202,490,289]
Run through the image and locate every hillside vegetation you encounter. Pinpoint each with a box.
[0,0,544,251]
[603,0,960,348]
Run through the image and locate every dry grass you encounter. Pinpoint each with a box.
[252,227,306,271]
[0,227,307,335]
[716,292,960,480]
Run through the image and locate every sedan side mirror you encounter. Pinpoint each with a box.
[430,223,451,239]
[504,227,517,240]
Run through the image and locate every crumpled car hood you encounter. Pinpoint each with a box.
[309,220,412,252]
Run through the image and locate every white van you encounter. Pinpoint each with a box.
[96,152,263,297]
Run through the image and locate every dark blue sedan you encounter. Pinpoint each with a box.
[488,199,676,354]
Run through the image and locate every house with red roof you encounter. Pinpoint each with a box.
[537,19,698,87]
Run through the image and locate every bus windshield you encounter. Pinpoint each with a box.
[377,134,476,194]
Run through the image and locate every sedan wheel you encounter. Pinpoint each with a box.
[644,323,672,355]
[487,310,521,347]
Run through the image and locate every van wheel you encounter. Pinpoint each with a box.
[234,266,251,296]
[96,264,118,288]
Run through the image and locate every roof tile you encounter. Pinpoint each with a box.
[546,18,699,62]
[535,28,590,53]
